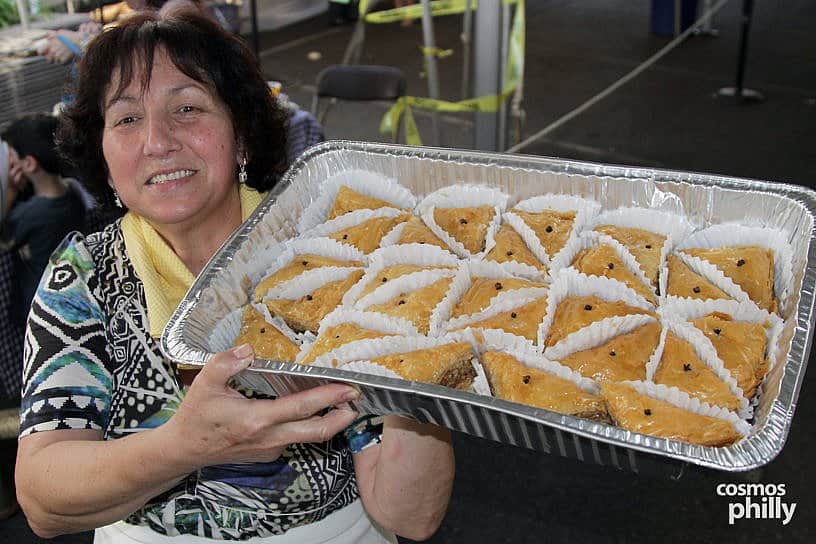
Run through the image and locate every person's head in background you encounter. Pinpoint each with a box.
[2,113,63,187]
[125,0,207,16]
[57,10,288,215]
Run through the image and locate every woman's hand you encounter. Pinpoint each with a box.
[163,345,360,468]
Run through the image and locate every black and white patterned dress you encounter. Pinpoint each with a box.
[19,222,359,540]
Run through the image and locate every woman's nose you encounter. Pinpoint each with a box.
[143,115,181,157]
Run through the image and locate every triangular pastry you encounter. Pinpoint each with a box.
[254,254,363,302]
[485,224,546,271]
[682,246,776,312]
[368,342,476,388]
[328,185,400,220]
[600,382,742,447]
[396,215,449,249]
[558,321,662,383]
[329,213,411,254]
[545,295,653,347]
[653,332,742,412]
[433,206,495,254]
[299,322,392,367]
[689,313,768,399]
[265,270,364,333]
[594,225,665,287]
[482,351,608,421]
[367,277,454,334]
[359,264,455,299]
[511,208,575,258]
[572,244,656,304]
[452,277,546,319]
[232,305,299,363]
[454,297,548,342]
[666,255,731,301]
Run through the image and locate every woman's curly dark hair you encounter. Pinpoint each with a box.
[57,10,289,210]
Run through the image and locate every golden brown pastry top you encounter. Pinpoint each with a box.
[682,246,776,312]
[594,225,665,286]
[367,277,454,334]
[265,270,364,334]
[572,244,656,304]
[232,305,299,363]
[600,382,741,447]
[299,322,391,366]
[328,185,400,220]
[558,321,662,383]
[545,295,653,347]
[485,224,546,271]
[253,254,362,302]
[433,206,495,254]
[452,277,546,319]
[666,254,731,301]
[689,312,768,399]
[396,215,449,249]
[482,351,607,420]
[369,342,476,388]
[456,297,548,342]
[329,214,411,254]
[511,208,576,258]
[653,332,742,412]
[360,264,454,299]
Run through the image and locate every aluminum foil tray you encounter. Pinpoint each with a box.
[161,141,816,476]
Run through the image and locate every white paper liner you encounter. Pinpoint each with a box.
[296,170,416,233]
[470,358,492,396]
[416,185,508,259]
[379,221,409,248]
[299,207,407,241]
[295,308,420,365]
[505,194,601,269]
[663,251,752,304]
[353,268,457,310]
[657,297,784,372]
[675,224,795,316]
[443,287,549,333]
[431,261,545,334]
[544,313,659,361]
[312,334,459,369]
[262,266,362,301]
[447,327,539,356]
[480,235,548,281]
[647,319,751,419]
[558,231,654,299]
[617,380,753,437]
[254,237,367,295]
[537,268,655,348]
[343,243,459,305]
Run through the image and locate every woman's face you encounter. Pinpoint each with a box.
[102,48,239,230]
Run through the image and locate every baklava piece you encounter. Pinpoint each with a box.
[653,332,743,412]
[368,342,477,389]
[395,215,449,250]
[359,264,454,299]
[328,185,402,220]
[545,295,654,347]
[511,208,576,258]
[572,244,656,304]
[366,276,454,334]
[594,225,665,287]
[454,297,548,342]
[482,351,608,421]
[665,254,732,301]
[232,305,299,363]
[682,246,776,312]
[484,224,546,271]
[689,312,768,399]
[558,321,662,383]
[298,322,393,366]
[433,206,495,254]
[600,382,742,447]
[452,277,547,319]
[254,254,363,302]
[329,213,411,254]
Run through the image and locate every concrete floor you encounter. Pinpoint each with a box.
[2,1,815,542]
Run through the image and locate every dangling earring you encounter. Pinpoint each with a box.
[238,156,248,184]
[113,191,123,208]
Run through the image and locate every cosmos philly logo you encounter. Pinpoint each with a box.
[717,483,797,525]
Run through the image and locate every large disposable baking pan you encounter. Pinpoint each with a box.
[161,141,816,477]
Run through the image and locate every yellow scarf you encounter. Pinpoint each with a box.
[122,185,266,338]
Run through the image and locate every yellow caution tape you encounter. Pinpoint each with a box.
[359,0,517,24]
[379,0,525,145]
[420,46,454,59]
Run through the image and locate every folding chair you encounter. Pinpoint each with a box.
[311,64,407,142]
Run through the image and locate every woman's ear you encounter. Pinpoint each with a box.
[20,155,38,174]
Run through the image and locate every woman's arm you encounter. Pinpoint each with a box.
[16,346,360,538]
[354,416,455,541]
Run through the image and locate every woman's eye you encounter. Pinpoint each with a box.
[178,105,200,114]
[114,116,138,126]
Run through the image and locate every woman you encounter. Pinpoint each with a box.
[15,11,454,543]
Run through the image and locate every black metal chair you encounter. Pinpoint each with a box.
[311,64,407,141]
